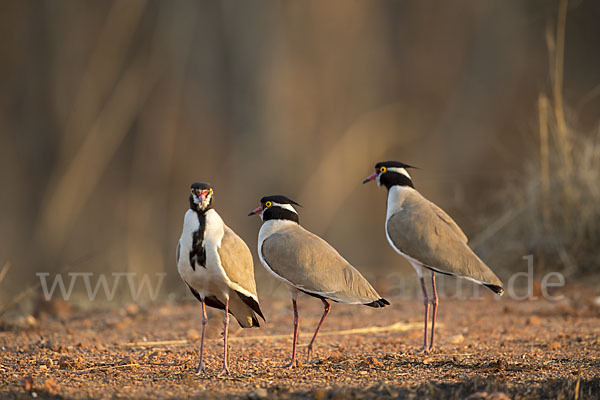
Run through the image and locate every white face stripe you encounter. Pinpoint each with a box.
[273,202,297,213]
[388,167,411,179]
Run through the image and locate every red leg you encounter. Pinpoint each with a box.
[429,273,439,351]
[307,299,331,361]
[195,300,208,374]
[283,297,299,368]
[219,297,230,375]
[419,276,430,353]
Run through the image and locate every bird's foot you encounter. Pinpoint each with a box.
[195,362,206,374]
[281,359,297,369]
[417,346,430,354]
[306,346,313,362]
[218,365,231,376]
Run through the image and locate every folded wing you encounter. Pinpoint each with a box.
[261,225,387,306]
[217,225,265,321]
[387,191,503,292]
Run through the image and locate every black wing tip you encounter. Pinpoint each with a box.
[235,291,266,321]
[485,284,504,295]
[255,308,266,321]
[234,313,262,328]
[365,298,390,308]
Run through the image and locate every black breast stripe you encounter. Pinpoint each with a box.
[189,211,207,270]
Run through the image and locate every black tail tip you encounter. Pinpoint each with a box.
[366,298,390,308]
[485,284,504,295]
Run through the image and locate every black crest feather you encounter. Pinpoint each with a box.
[374,161,417,170]
[260,195,302,207]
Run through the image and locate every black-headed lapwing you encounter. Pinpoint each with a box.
[249,195,389,368]
[177,182,264,374]
[363,161,503,352]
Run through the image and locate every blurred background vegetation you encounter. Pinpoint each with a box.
[1,0,599,310]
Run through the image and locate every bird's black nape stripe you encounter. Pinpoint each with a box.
[380,171,414,190]
[235,291,265,321]
[263,206,299,223]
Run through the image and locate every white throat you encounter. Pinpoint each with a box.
[385,184,413,220]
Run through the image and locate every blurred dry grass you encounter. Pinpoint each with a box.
[475,0,600,277]
[0,0,599,309]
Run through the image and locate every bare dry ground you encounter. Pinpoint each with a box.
[1,286,599,399]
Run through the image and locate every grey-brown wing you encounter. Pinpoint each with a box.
[217,225,258,298]
[261,226,382,304]
[430,201,468,243]
[387,193,501,287]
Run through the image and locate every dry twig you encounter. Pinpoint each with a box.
[0,262,11,285]
[121,321,430,347]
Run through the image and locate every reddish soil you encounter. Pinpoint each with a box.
[1,287,599,399]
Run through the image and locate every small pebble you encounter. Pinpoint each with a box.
[547,341,561,350]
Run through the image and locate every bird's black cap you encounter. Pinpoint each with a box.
[260,195,302,207]
[374,161,417,169]
[190,182,212,190]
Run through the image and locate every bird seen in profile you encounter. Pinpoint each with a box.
[363,161,503,352]
[249,195,389,368]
